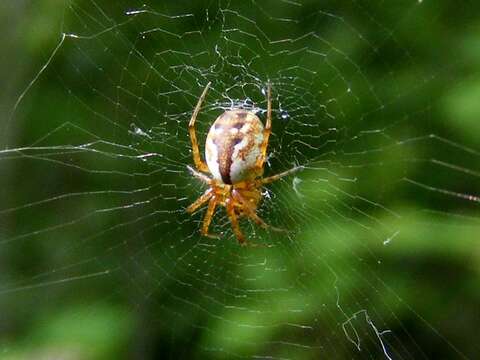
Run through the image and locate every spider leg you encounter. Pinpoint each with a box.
[188,82,211,173]
[245,211,286,233]
[260,165,304,185]
[232,191,285,233]
[201,197,220,239]
[255,82,272,170]
[187,165,211,184]
[226,199,247,246]
[186,189,212,214]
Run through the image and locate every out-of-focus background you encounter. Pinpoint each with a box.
[1,1,479,359]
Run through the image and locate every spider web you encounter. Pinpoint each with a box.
[1,0,479,358]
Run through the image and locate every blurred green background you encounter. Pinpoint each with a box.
[1,0,479,359]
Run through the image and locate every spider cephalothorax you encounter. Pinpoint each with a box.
[186,82,301,245]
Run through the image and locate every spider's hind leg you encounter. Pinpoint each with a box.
[255,82,272,170]
[188,82,211,173]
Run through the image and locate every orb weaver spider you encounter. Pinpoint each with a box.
[186,82,302,246]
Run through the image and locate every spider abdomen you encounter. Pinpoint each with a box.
[205,109,264,184]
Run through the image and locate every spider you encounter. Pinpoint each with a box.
[186,82,301,246]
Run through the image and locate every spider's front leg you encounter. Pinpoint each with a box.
[232,190,285,233]
[186,189,220,239]
[186,189,212,214]
[201,197,221,239]
[226,198,247,246]
[226,193,273,247]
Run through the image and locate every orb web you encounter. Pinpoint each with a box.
[1,1,479,359]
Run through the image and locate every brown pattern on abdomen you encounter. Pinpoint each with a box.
[206,109,264,184]
[216,135,243,184]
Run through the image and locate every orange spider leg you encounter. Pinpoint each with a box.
[226,199,247,246]
[188,82,211,173]
[201,197,220,239]
[186,189,212,214]
[246,211,286,233]
[255,82,272,170]
[233,189,261,205]
[232,191,285,233]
